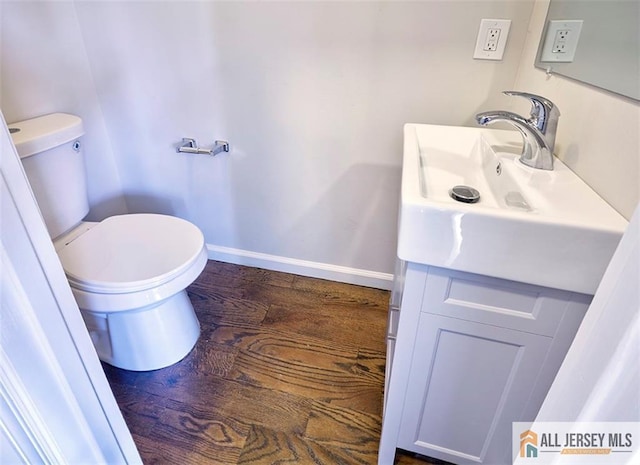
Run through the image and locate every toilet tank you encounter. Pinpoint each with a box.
[9,113,89,239]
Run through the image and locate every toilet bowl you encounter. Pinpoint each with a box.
[56,214,207,371]
[9,113,207,371]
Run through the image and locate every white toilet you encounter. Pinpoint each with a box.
[10,113,207,371]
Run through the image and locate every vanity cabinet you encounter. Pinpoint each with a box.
[379,263,591,465]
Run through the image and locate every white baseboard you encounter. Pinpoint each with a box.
[206,244,393,291]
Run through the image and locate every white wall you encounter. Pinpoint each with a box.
[512,0,639,220]
[0,1,128,221]
[1,0,535,282]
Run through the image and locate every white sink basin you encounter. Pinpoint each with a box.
[397,123,628,294]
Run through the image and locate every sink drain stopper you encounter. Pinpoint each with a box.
[449,185,480,203]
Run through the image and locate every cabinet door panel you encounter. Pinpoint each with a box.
[398,314,552,465]
[422,267,584,336]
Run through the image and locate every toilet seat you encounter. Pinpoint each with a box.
[57,214,207,296]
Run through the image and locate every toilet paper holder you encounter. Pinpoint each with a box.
[177,138,229,156]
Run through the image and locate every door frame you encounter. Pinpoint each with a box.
[1,112,141,464]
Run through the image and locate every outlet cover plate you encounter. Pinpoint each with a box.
[473,19,511,60]
[540,20,583,62]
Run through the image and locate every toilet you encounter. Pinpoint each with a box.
[9,113,207,371]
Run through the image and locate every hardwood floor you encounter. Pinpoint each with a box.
[102,261,446,465]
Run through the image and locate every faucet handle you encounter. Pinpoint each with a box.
[502,91,560,133]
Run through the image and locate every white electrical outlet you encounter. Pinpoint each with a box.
[473,19,511,60]
[540,20,583,62]
[484,28,501,51]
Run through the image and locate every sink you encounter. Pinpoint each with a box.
[397,123,628,294]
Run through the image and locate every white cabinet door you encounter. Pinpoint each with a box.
[397,313,552,465]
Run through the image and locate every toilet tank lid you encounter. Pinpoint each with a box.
[8,113,84,159]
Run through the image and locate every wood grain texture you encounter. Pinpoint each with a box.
[238,425,342,465]
[147,400,249,464]
[102,261,447,464]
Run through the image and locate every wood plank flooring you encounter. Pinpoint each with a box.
[102,261,448,465]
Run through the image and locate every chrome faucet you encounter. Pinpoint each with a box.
[476,91,560,170]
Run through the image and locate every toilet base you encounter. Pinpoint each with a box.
[81,290,200,371]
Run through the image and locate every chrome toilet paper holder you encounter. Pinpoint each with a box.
[177,138,229,156]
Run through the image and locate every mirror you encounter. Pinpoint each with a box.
[535,0,639,101]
